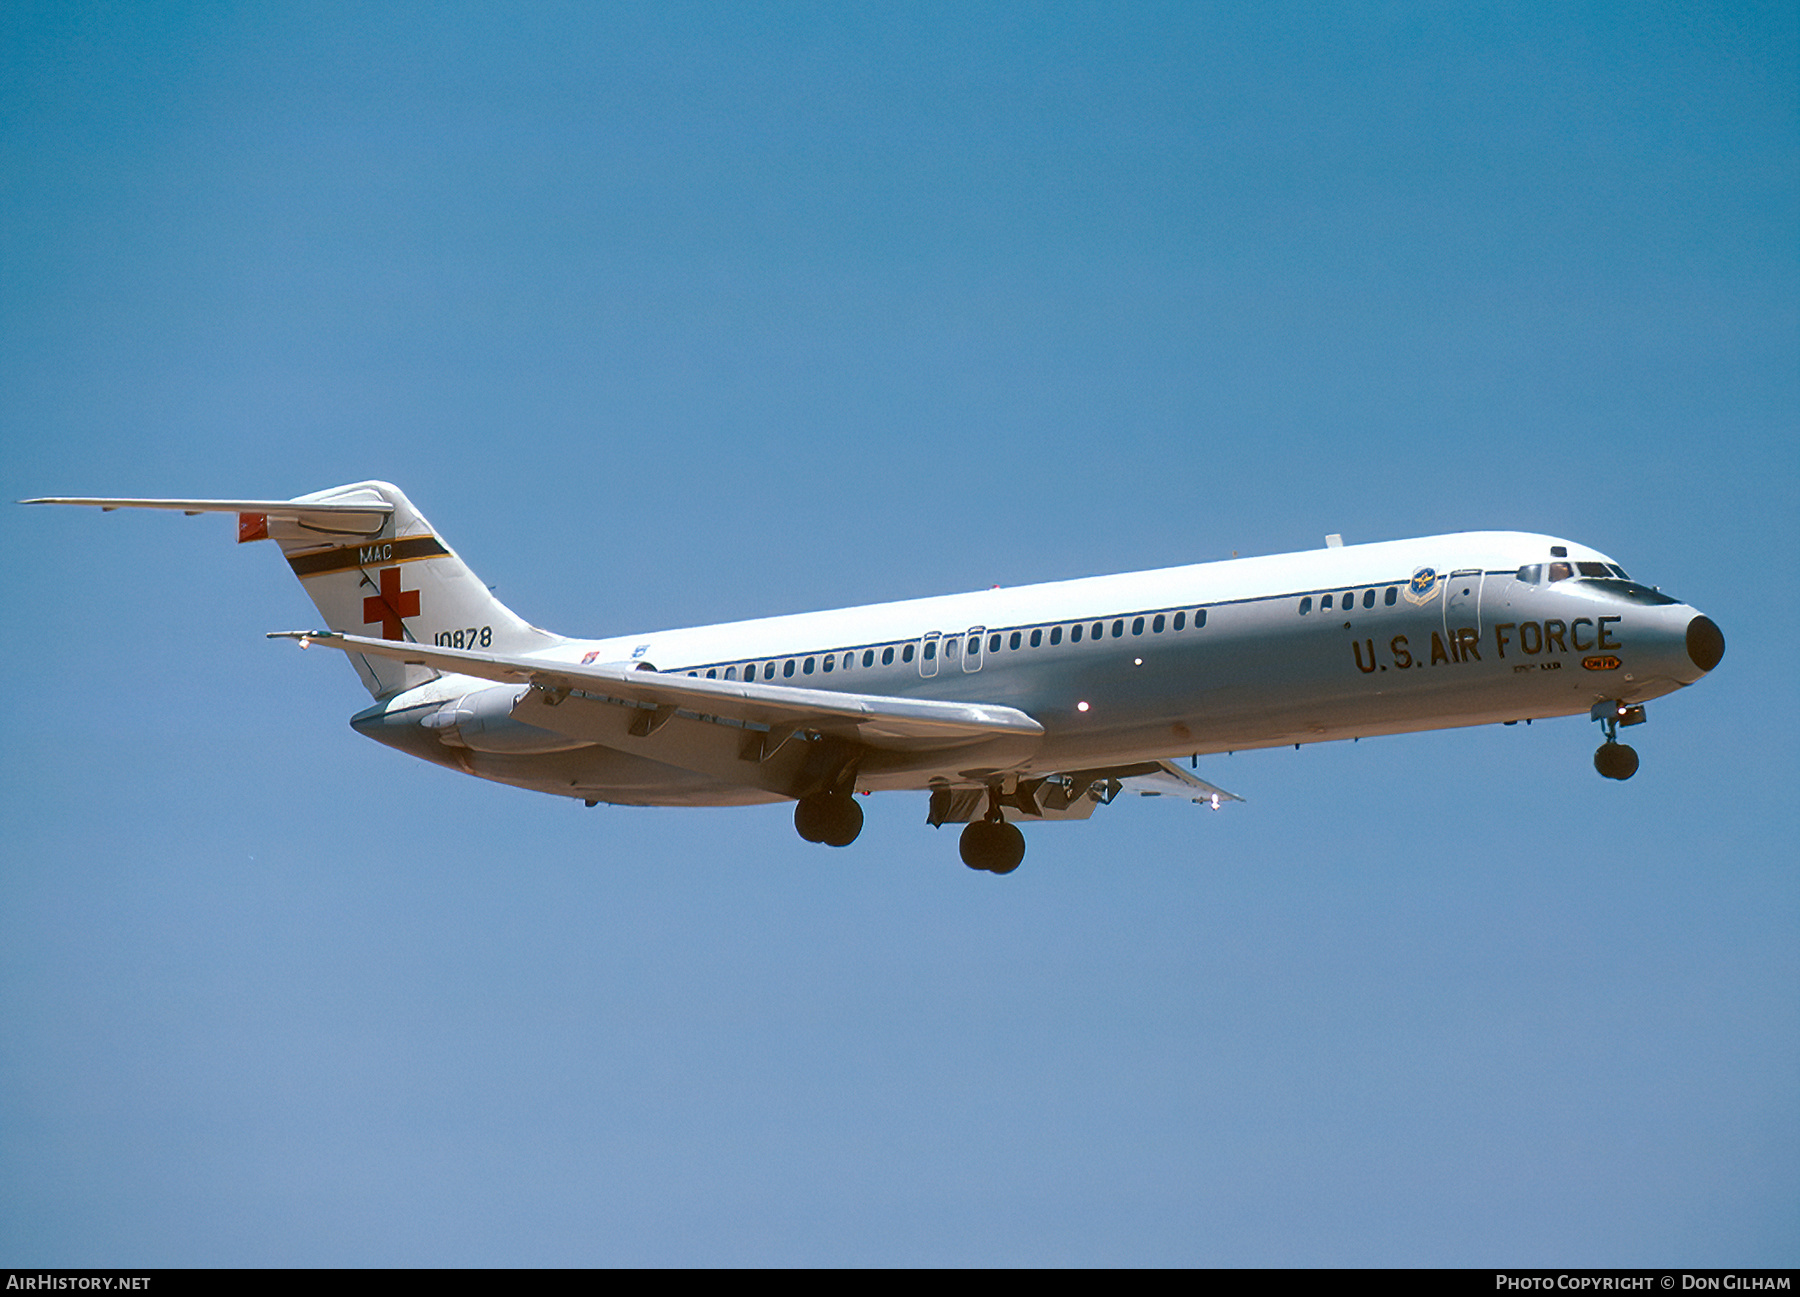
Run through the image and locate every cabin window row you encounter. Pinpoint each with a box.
[678,607,1211,680]
[1297,586,1400,615]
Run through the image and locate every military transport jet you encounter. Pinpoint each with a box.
[27,482,1724,874]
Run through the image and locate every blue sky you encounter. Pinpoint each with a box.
[3,1,1795,1266]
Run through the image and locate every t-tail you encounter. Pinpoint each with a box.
[24,481,562,697]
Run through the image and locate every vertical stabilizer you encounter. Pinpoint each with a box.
[264,482,561,697]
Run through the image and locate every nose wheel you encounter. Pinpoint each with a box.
[1591,700,1646,781]
[1593,741,1639,780]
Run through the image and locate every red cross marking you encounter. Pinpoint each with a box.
[363,566,420,640]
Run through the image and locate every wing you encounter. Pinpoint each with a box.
[1113,760,1243,808]
[925,758,1243,824]
[270,629,1043,748]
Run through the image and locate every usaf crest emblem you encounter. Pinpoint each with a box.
[1403,566,1440,606]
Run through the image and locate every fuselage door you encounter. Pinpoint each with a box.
[1444,569,1486,640]
[962,626,986,673]
[919,631,941,678]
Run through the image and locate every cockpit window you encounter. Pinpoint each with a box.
[1519,560,1639,588]
[1572,578,1679,606]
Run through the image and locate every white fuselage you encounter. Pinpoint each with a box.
[359,530,1717,806]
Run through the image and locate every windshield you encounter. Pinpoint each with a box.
[1568,578,1679,606]
[1514,560,1674,604]
[1517,561,1633,584]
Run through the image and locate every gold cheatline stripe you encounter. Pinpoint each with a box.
[287,536,450,577]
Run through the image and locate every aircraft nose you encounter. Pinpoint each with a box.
[1686,614,1725,673]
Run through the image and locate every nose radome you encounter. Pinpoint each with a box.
[1686,615,1725,673]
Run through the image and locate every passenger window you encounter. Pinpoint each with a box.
[707,668,717,679]
[1322,594,1333,610]
[863,649,875,667]
[784,660,796,678]
[967,636,981,656]
[764,663,775,680]
[1030,628,1042,647]
[1195,608,1206,628]
[924,641,936,661]
[1300,597,1313,614]
[1071,624,1083,643]
[1092,622,1104,639]
[1049,626,1062,645]
[1009,631,1021,650]
[902,644,914,663]
[986,634,999,653]
[725,666,737,680]
[1132,616,1145,635]
[821,656,833,672]
[945,639,957,659]
[844,652,854,670]
[1385,587,1398,605]
[1363,589,1375,609]
[1152,614,1164,633]
[1174,611,1186,631]
[1112,620,1124,638]
[1341,592,1353,609]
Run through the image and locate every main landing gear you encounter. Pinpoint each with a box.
[1591,699,1646,781]
[958,788,1027,875]
[959,818,1026,874]
[794,784,1030,875]
[793,790,863,847]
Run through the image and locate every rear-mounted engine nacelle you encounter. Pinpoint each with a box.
[420,685,591,754]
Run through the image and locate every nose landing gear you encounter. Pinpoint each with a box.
[1593,741,1639,780]
[1591,699,1646,781]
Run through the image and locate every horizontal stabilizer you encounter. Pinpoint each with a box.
[271,630,1045,748]
[22,492,392,538]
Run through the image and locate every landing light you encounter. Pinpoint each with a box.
[1077,701,1090,712]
